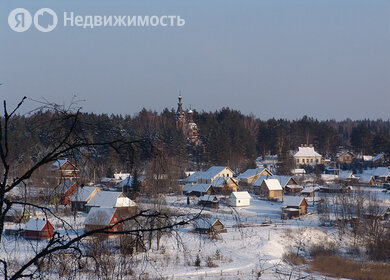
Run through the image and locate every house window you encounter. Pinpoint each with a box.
[310,159,313,163]
[238,200,241,203]
[114,228,117,232]
[316,159,319,163]
[114,218,117,222]
[297,159,299,163]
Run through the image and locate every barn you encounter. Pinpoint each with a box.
[24,219,54,240]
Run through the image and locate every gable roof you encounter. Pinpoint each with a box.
[356,174,375,184]
[237,168,271,179]
[338,170,354,180]
[185,184,211,193]
[199,195,219,202]
[301,186,319,193]
[25,219,50,231]
[183,172,200,183]
[116,176,145,188]
[86,191,136,208]
[57,180,78,193]
[271,176,296,188]
[283,196,306,207]
[362,167,390,177]
[70,186,99,202]
[84,207,117,226]
[51,159,78,171]
[197,166,232,180]
[196,219,223,229]
[337,151,354,158]
[262,179,283,191]
[230,191,251,200]
[293,147,321,157]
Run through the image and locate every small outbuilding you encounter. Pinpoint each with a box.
[195,219,227,235]
[24,218,54,240]
[229,191,251,207]
[282,196,308,217]
[198,195,219,209]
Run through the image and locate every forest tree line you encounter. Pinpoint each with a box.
[4,107,390,182]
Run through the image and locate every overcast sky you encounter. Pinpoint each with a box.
[1,0,389,120]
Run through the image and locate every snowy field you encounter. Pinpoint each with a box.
[2,188,390,279]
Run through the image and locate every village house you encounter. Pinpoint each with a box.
[271,176,302,194]
[229,191,252,207]
[24,218,54,240]
[198,195,219,209]
[336,151,355,164]
[337,170,356,183]
[70,186,100,212]
[182,183,212,197]
[258,179,283,200]
[195,219,227,235]
[5,206,30,223]
[356,174,376,186]
[84,207,123,236]
[301,187,318,197]
[196,166,234,184]
[293,144,322,167]
[282,197,308,219]
[237,168,273,185]
[57,180,79,205]
[210,176,238,195]
[256,155,279,172]
[49,159,79,183]
[85,191,137,213]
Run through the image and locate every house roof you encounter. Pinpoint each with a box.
[291,168,306,174]
[283,196,306,207]
[197,166,231,180]
[237,168,271,179]
[293,147,322,157]
[196,219,223,229]
[337,151,354,158]
[86,191,136,208]
[199,195,219,202]
[362,167,390,177]
[356,174,375,184]
[57,180,77,193]
[183,171,201,183]
[185,184,211,193]
[338,170,354,180]
[84,207,117,226]
[116,176,145,188]
[51,159,78,171]
[70,186,99,202]
[301,187,319,193]
[230,191,251,200]
[372,153,385,162]
[25,219,50,231]
[262,179,283,191]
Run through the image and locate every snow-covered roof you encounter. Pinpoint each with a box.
[197,166,231,180]
[283,196,306,207]
[116,176,145,188]
[86,191,136,208]
[84,207,117,226]
[301,187,319,193]
[372,153,385,162]
[362,167,390,177]
[356,174,375,184]
[199,195,218,202]
[57,180,77,193]
[230,191,251,200]
[51,159,78,170]
[184,184,211,193]
[338,170,354,180]
[237,168,270,179]
[25,219,50,231]
[336,151,354,158]
[196,219,222,229]
[271,176,296,188]
[262,179,283,191]
[183,172,200,183]
[293,147,321,157]
[70,186,99,202]
[363,155,373,161]
[211,177,228,187]
[291,169,306,174]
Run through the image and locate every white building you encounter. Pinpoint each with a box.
[293,144,322,167]
[229,191,251,207]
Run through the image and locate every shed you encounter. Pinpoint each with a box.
[229,191,251,207]
[198,195,219,209]
[24,219,54,240]
[282,196,308,217]
[195,219,227,234]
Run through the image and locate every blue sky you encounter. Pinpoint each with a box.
[1,0,389,120]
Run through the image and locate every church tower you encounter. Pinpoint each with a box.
[175,95,186,132]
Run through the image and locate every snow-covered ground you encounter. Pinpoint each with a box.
[2,188,390,279]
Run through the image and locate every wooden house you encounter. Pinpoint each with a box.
[182,183,211,197]
[57,180,79,205]
[282,196,308,219]
[85,191,137,213]
[70,186,100,212]
[210,177,238,195]
[49,159,79,183]
[198,195,219,209]
[24,219,54,240]
[229,191,251,207]
[84,208,122,236]
[336,151,355,164]
[301,187,318,197]
[195,219,226,235]
[258,179,283,200]
[196,166,234,184]
[237,168,273,185]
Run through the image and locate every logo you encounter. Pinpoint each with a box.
[8,8,58,32]
[8,8,32,32]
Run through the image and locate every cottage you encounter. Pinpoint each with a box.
[198,195,219,209]
[301,187,318,197]
[258,179,283,200]
[293,144,322,167]
[85,191,137,212]
[338,170,355,182]
[70,186,100,212]
[336,151,355,164]
[57,180,79,205]
[356,175,376,186]
[182,184,211,197]
[195,219,227,234]
[237,168,273,185]
[282,196,308,218]
[49,159,78,182]
[210,177,238,194]
[229,191,251,207]
[84,208,122,235]
[24,219,54,240]
[197,166,234,184]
